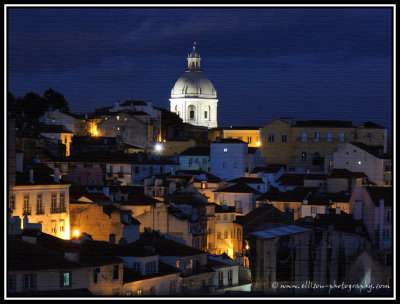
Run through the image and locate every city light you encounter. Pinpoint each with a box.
[154,143,163,152]
[72,229,80,238]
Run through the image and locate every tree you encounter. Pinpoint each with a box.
[43,88,70,113]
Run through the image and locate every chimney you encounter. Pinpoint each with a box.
[303,199,308,205]
[54,167,60,183]
[29,169,34,184]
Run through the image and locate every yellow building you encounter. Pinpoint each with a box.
[10,163,71,240]
[261,118,388,168]
[217,126,261,148]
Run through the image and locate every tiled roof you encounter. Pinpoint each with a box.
[213,182,261,194]
[228,177,264,184]
[358,121,386,129]
[350,142,390,159]
[123,261,180,283]
[251,165,285,174]
[257,188,310,203]
[179,146,210,156]
[38,123,73,133]
[132,236,207,257]
[294,120,354,128]
[234,204,293,235]
[211,138,247,144]
[328,169,367,179]
[119,193,159,205]
[365,186,393,207]
[14,162,69,186]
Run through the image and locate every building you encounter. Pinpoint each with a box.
[179,145,210,172]
[7,231,124,296]
[350,186,393,251]
[69,189,141,244]
[211,126,261,148]
[38,123,74,157]
[170,43,218,128]
[260,118,387,171]
[210,138,248,181]
[332,142,392,186]
[213,183,261,215]
[9,160,71,239]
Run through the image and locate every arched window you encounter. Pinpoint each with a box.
[188,105,195,120]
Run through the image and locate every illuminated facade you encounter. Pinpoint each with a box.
[170,43,218,128]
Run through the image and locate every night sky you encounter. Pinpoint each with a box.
[7,5,393,134]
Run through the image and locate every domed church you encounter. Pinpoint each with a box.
[170,43,218,128]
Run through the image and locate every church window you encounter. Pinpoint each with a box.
[188,105,196,119]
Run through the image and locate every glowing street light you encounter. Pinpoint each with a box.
[154,143,163,153]
[72,229,80,238]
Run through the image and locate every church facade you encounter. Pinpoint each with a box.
[170,43,218,129]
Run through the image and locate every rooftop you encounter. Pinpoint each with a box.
[365,186,393,207]
[179,145,210,156]
[213,182,261,194]
[294,120,354,128]
[249,225,311,240]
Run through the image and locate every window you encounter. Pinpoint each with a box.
[224,231,228,239]
[233,161,238,168]
[150,286,156,295]
[61,163,68,172]
[281,134,287,142]
[189,105,195,119]
[23,275,37,291]
[313,132,320,142]
[235,201,242,214]
[311,207,317,214]
[268,134,274,142]
[228,269,233,286]
[51,221,57,234]
[222,162,226,168]
[301,151,307,162]
[145,261,156,275]
[9,194,15,210]
[217,232,221,239]
[201,181,207,189]
[94,268,100,283]
[204,111,208,119]
[113,265,119,280]
[301,132,308,142]
[339,132,345,142]
[247,137,252,144]
[137,289,143,296]
[36,194,44,214]
[60,271,71,287]
[51,193,57,213]
[23,195,31,215]
[223,148,228,153]
[59,220,65,233]
[218,271,224,287]
[133,262,141,273]
[326,132,333,142]
[59,193,65,212]
[367,132,373,139]
[237,229,242,240]
[223,214,227,220]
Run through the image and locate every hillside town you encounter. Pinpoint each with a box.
[6,44,393,297]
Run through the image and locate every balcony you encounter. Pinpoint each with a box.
[36,209,44,215]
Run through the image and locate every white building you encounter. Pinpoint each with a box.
[333,142,392,186]
[170,43,218,128]
[210,138,248,181]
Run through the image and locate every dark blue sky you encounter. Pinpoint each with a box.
[7,6,393,133]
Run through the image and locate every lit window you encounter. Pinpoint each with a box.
[60,271,71,287]
[223,148,228,153]
[137,289,143,296]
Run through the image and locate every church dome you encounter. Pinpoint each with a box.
[171,43,217,99]
[171,71,217,99]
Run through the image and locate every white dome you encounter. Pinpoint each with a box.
[171,71,217,99]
